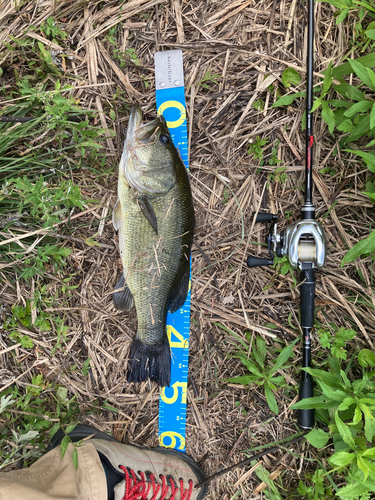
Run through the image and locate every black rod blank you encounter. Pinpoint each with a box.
[305,0,314,207]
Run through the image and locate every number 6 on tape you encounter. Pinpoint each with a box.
[155,49,190,453]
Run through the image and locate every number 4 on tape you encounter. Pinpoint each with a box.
[154,50,190,453]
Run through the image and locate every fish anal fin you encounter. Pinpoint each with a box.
[138,195,158,234]
[112,199,123,231]
[113,274,134,312]
[168,267,190,313]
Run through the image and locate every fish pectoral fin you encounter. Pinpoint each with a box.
[112,199,124,231]
[113,274,134,311]
[168,267,190,313]
[138,195,158,234]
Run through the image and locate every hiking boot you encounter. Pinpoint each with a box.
[50,424,208,500]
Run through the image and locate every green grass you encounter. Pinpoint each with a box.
[225,335,297,415]
[0,30,112,466]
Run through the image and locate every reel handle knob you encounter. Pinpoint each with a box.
[253,212,278,223]
[247,256,273,268]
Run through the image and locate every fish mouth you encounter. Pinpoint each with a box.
[127,105,164,144]
[127,105,143,143]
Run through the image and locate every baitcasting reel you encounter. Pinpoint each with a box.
[247,206,327,271]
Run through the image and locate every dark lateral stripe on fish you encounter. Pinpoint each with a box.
[127,338,171,387]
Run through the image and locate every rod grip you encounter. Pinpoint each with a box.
[300,268,316,329]
[298,369,315,429]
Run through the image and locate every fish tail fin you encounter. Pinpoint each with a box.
[127,337,171,387]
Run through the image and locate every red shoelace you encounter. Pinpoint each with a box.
[119,466,193,500]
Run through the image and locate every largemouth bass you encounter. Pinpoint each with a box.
[112,105,194,387]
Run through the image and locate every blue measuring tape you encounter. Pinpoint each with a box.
[154,50,190,453]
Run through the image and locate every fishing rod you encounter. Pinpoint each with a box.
[246,0,326,429]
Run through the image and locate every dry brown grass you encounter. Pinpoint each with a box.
[1,0,375,498]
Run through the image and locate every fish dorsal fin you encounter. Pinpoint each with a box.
[138,195,158,234]
[112,199,123,231]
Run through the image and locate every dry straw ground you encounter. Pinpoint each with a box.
[1,0,375,498]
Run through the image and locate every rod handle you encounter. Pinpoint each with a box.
[247,256,273,268]
[298,370,314,429]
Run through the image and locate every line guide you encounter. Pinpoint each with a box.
[154,50,190,453]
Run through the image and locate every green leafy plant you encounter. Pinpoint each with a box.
[39,17,69,43]
[82,358,91,377]
[4,295,70,352]
[341,227,375,266]
[268,166,287,185]
[248,136,269,161]
[106,27,141,66]
[317,0,375,32]
[253,461,284,499]
[0,80,106,184]
[6,302,34,348]
[0,23,117,476]
[22,245,72,279]
[273,51,375,266]
[222,187,230,204]
[269,256,297,286]
[282,68,301,88]
[226,336,296,414]
[318,326,356,360]
[0,79,107,281]
[292,352,375,499]
[269,139,282,166]
[0,374,80,469]
[253,98,265,111]
[297,468,333,499]
[235,400,247,416]
[2,175,84,229]
[196,70,222,90]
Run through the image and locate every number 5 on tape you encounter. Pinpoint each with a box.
[161,381,187,405]
[155,49,190,453]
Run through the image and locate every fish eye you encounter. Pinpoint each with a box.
[159,134,169,145]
